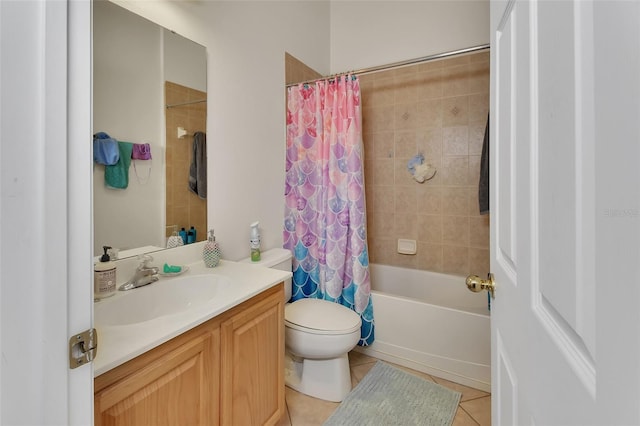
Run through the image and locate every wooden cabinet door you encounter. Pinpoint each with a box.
[220,286,284,426]
[95,330,219,426]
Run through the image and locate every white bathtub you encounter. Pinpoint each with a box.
[355,264,491,392]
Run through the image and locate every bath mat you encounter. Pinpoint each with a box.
[323,361,461,426]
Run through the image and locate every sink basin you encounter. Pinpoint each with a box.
[95,274,231,326]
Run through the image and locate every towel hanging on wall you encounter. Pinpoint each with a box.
[93,132,120,165]
[105,142,133,189]
[478,114,490,215]
[188,132,207,199]
[132,142,152,185]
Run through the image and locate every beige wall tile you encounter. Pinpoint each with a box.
[373,186,395,214]
[468,93,489,123]
[391,251,418,268]
[417,186,443,215]
[371,212,395,239]
[395,212,417,239]
[442,245,469,275]
[442,96,469,126]
[372,158,394,185]
[442,187,470,216]
[416,99,443,128]
[417,214,442,243]
[165,82,207,242]
[394,102,419,131]
[469,247,490,277]
[442,216,469,245]
[468,60,490,94]
[416,242,443,272]
[394,73,422,104]
[364,105,395,133]
[373,131,395,159]
[394,158,417,186]
[369,78,395,106]
[361,52,490,276]
[442,64,469,97]
[468,123,486,156]
[468,155,482,186]
[416,127,443,159]
[441,156,469,186]
[469,215,490,248]
[443,125,469,156]
[394,130,417,158]
[417,69,443,99]
[394,186,417,212]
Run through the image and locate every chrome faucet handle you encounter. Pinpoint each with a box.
[137,254,154,269]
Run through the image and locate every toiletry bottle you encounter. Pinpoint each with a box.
[190,226,197,242]
[187,228,195,244]
[166,225,184,248]
[203,229,221,267]
[250,221,261,262]
[94,245,117,299]
[179,227,187,245]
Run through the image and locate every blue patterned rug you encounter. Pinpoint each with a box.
[323,361,461,426]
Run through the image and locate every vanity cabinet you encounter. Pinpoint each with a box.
[94,283,284,426]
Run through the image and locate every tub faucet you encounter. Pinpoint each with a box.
[119,255,159,291]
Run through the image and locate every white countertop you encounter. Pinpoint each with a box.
[93,259,291,377]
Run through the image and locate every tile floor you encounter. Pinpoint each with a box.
[276,351,491,426]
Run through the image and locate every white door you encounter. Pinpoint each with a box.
[0,0,93,424]
[490,0,640,424]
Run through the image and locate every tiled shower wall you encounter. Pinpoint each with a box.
[361,50,490,277]
[165,81,207,243]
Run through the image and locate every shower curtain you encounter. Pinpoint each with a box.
[284,75,374,346]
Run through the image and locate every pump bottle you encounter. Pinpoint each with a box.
[250,221,261,262]
[94,245,117,300]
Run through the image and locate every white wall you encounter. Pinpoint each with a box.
[329,1,490,73]
[114,0,331,260]
[164,29,207,93]
[93,1,207,256]
[109,0,488,262]
[93,1,165,255]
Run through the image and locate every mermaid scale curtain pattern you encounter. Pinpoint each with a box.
[284,75,374,346]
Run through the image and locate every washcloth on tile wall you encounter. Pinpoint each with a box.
[478,114,490,215]
[105,142,134,189]
[189,132,207,199]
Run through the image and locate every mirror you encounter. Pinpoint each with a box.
[93,0,207,259]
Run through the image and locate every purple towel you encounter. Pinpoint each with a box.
[132,143,152,160]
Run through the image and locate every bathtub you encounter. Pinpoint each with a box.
[354,264,491,392]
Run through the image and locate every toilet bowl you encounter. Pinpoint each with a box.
[241,248,362,402]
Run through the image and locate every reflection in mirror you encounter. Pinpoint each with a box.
[93,0,207,258]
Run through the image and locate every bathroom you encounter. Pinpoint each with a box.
[3,0,491,423]
[5,0,640,424]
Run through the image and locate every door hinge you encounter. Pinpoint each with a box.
[69,328,97,369]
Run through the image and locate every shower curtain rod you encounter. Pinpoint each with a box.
[165,99,207,109]
[286,43,490,88]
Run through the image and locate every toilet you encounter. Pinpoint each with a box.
[241,248,361,402]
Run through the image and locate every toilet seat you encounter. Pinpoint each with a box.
[285,298,361,335]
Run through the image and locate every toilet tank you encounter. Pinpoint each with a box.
[240,248,292,302]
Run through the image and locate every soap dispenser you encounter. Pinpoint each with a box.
[203,229,221,268]
[94,245,117,300]
[250,221,261,262]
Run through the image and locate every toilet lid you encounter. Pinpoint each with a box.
[285,298,361,334]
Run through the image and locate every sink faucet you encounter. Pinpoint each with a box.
[119,255,160,291]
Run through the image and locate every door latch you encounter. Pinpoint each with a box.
[69,328,97,369]
[466,273,496,299]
